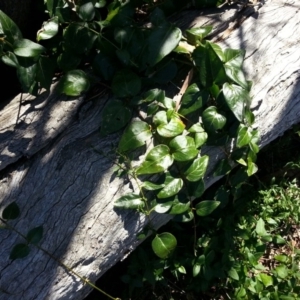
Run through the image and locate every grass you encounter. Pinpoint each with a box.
[85,125,300,300]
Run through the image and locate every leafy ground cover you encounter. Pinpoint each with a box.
[86,125,300,300]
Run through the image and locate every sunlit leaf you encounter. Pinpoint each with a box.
[184,156,209,182]
[256,218,268,237]
[195,200,220,216]
[114,194,144,209]
[14,39,45,57]
[142,181,164,191]
[202,106,226,132]
[37,17,59,41]
[157,116,185,138]
[228,268,239,281]
[0,10,23,45]
[259,273,273,287]
[170,136,198,161]
[78,2,95,21]
[152,232,177,259]
[185,26,212,45]
[157,178,183,199]
[236,124,252,148]
[1,51,19,68]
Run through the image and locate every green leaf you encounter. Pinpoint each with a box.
[273,236,286,245]
[178,84,208,116]
[185,26,212,45]
[247,160,258,176]
[0,10,23,45]
[136,145,173,175]
[154,202,173,213]
[256,218,268,237]
[170,136,198,161]
[1,51,19,68]
[26,226,43,245]
[78,2,95,21]
[156,116,185,138]
[118,121,152,152]
[188,123,205,133]
[195,132,208,148]
[169,196,190,215]
[228,268,239,281]
[237,124,252,148]
[57,51,81,72]
[209,42,225,61]
[142,181,164,191]
[223,83,250,122]
[140,89,165,104]
[144,24,181,67]
[112,69,141,98]
[151,232,177,259]
[202,106,226,131]
[114,194,144,209]
[213,159,232,176]
[36,57,55,90]
[100,99,132,136]
[224,48,245,69]
[187,179,205,198]
[184,156,209,182]
[157,178,183,199]
[92,53,117,80]
[57,70,90,96]
[16,59,37,94]
[224,65,248,89]
[195,200,220,216]
[14,39,45,58]
[259,273,273,287]
[275,265,289,279]
[9,243,30,260]
[2,202,20,220]
[173,209,194,222]
[37,17,59,41]
[274,255,288,263]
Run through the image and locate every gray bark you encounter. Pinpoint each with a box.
[0,0,300,299]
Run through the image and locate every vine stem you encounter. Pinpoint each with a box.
[0,218,120,300]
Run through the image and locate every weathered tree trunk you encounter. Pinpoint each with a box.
[0,0,299,299]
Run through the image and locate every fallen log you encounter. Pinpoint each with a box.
[0,0,300,299]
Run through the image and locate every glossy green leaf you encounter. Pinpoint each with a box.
[136,145,173,175]
[274,254,288,263]
[157,116,185,138]
[185,26,212,45]
[16,60,37,94]
[259,273,273,287]
[114,194,144,209]
[154,202,173,214]
[195,200,220,216]
[78,2,95,21]
[275,265,289,279]
[0,10,23,45]
[14,39,45,57]
[141,89,165,104]
[202,106,226,131]
[118,121,152,152]
[184,156,209,182]
[179,84,208,116]
[37,17,59,41]
[152,232,177,259]
[173,209,194,222]
[64,23,97,55]
[9,243,30,260]
[237,124,252,148]
[2,202,20,220]
[224,48,245,68]
[209,42,225,61]
[112,69,141,98]
[195,132,208,148]
[142,181,164,191]
[224,65,248,89]
[57,70,90,96]
[187,179,205,198]
[157,178,183,199]
[26,226,43,245]
[223,83,250,122]
[169,197,190,215]
[247,160,258,176]
[228,268,239,281]
[36,57,55,90]
[1,51,19,68]
[193,264,201,277]
[170,136,198,161]
[256,218,268,237]
[144,24,181,67]
[100,99,132,136]
[188,123,205,133]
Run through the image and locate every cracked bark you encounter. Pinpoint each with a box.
[0,0,300,299]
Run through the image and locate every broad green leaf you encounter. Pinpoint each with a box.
[213,159,232,176]
[178,84,208,116]
[202,106,226,131]
[37,17,59,41]
[195,132,208,148]
[173,209,194,222]
[244,108,255,126]
[0,10,23,45]
[157,178,183,199]
[185,156,209,182]
[256,218,268,237]
[57,51,81,72]
[144,24,181,67]
[187,179,205,198]
[36,57,55,90]
[192,264,200,277]
[100,99,132,136]
[142,181,164,191]
[188,123,205,133]
[92,53,117,80]
[64,23,97,55]
[237,124,252,148]
[78,2,95,21]
[14,39,45,57]
[154,201,173,214]
[2,202,20,220]
[273,235,286,245]
[195,200,220,216]
[224,48,245,68]
[209,42,225,61]
[228,268,239,281]
[274,254,288,263]
[136,145,173,175]
[9,243,30,260]
[152,232,177,259]
[247,160,258,176]
[224,65,248,89]
[114,194,144,209]
[275,265,289,279]
[140,89,165,104]
[169,196,190,215]
[170,136,198,161]
[118,121,152,152]
[57,70,90,96]
[26,226,43,245]
[185,26,213,45]
[223,83,250,122]
[157,116,185,138]
[259,273,273,287]
[153,110,168,126]
[17,60,37,94]
[112,69,141,97]
[1,52,19,68]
